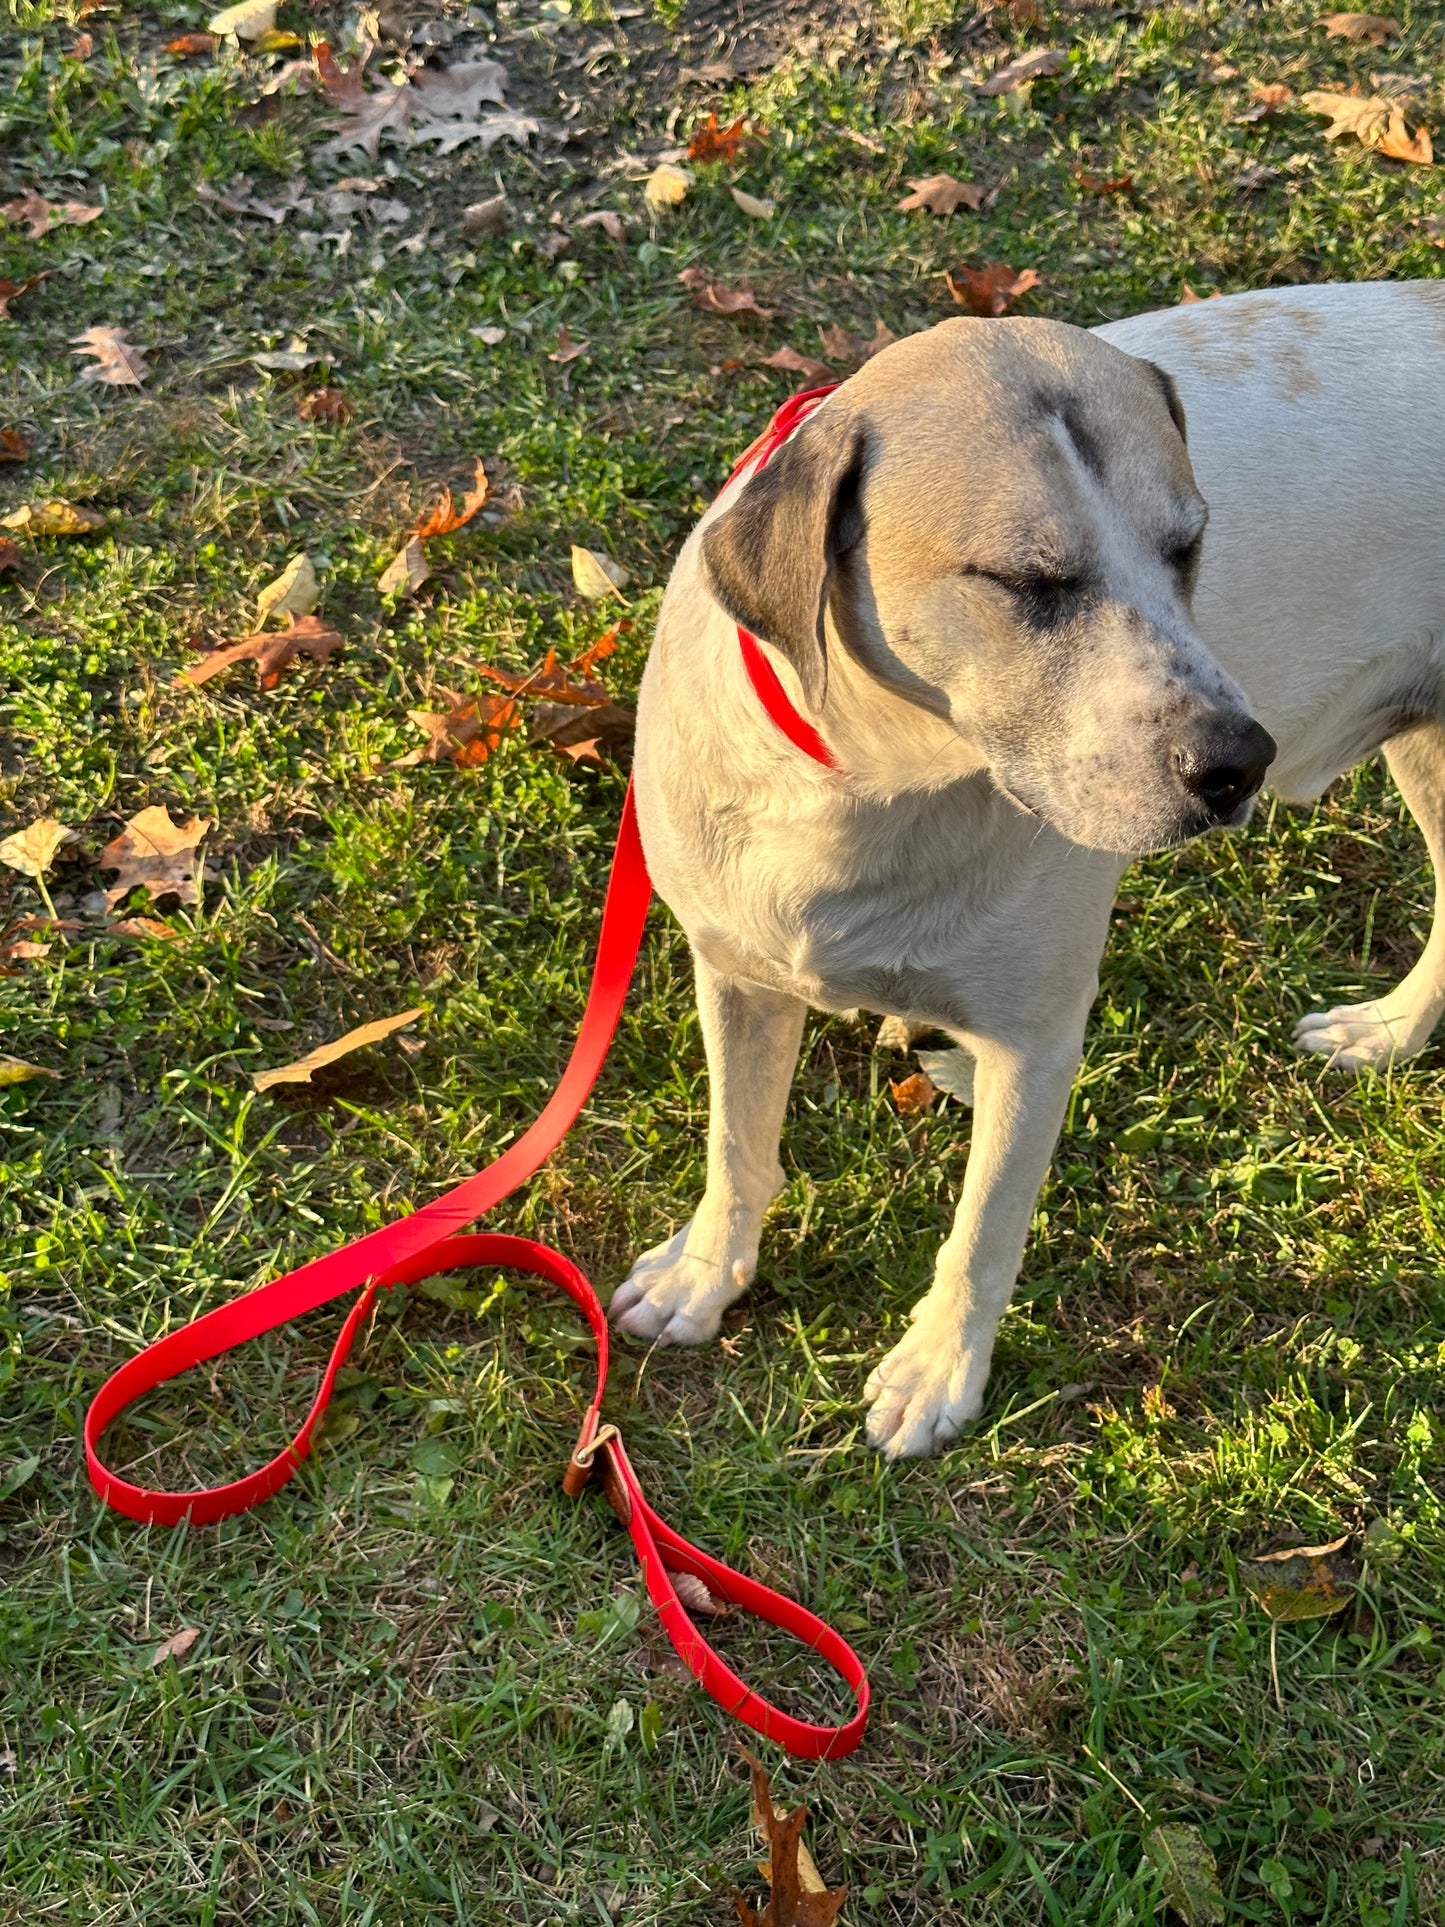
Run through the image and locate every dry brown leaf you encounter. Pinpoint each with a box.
[0,428,31,462]
[255,554,319,626]
[1302,88,1431,162]
[860,317,898,360]
[98,806,214,910]
[69,30,94,57]
[378,534,430,597]
[149,1627,201,1667]
[979,47,1066,95]
[575,207,626,241]
[3,190,103,239]
[890,1070,938,1115]
[818,322,860,363]
[736,1750,847,1927]
[1071,163,1132,193]
[1178,284,1223,303]
[530,699,634,756]
[677,266,776,318]
[895,173,986,215]
[687,113,761,163]
[1320,11,1399,41]
[181,614,344,690]
[0,273,52,321]
[71,324,148,387]
[945,262,1041,316]
[0,537,20,573]
[1377,105,1432,163]
[394,691,520,767]
[0,916,54,969]
[299,385,352,423]
[109,916,181,941]
[1423,214,1445,246]
[1236,82,1295,121]
[1,498,106,535]
[0,817,78,878]
[549,325,589,363]
[569,620,629,681]
[462,193,510,237]
[253,1008,424,1092]
[164,30,219,54]
[763,344,831,384]
[570,546,629,598]
[1239,1535,1357,1622]
[414,461,490,538]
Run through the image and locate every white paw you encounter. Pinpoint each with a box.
[1292,998,1434,1072]
[864,1312,990,1458]
[608,1221,750,1345]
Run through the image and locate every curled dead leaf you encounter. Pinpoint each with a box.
[1236,82,1294,121]
[378,534,430,597]
[413,462,490,539]
[149,1626,202,1667]
[891,1070,938,1115]
[164,29,218,54]
[253,1008,424,1091]
[1071,164,1132,194]
[678,266,775,318]
[737,1750,847,1927]
[549,326,588,363]
[687,114,762,163]
[299,386,352,423]
[730,186,776,219]
[255,553,319,625]
[571,545,630,598]
[393,691,520,767]
[0,1054,60,1087]
[945,262,1041,316]
[0,817,78,878]
[181,614,344,689]
[0,427,30,462]
[575,207,626,240]
[1320,11,1399,41]
[0,273,52,321]
[1239,1534,1357,1622]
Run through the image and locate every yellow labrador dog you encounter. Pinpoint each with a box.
[611,280,1445,1457]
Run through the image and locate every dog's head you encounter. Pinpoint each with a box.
[699,317,1275,855]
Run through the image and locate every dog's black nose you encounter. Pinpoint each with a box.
[1175,719,1276,821]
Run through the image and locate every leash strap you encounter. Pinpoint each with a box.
[85,396,868,1761]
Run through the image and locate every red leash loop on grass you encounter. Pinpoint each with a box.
[85,393,868,1762]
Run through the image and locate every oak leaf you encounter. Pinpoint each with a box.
[180,614,343,689]
[896,173,986,214]
[410,58,508,120]
[818,322,859,363]
[394,691,520,766]
[1303,89,1431,162]
[678,266,775,318]
[0,428,31,461]
[687,113,759,163]
[253,1008,424,1091]
[255,553,319,625]
[71,325,148,387]
[98,807,214,910]
[0,273,52,321]
[569,620,629,680]
[861,317,898,359]
[3,190,103,239]
[1,499,105,535]
[763,345,831,384]
[891,1070,938,1115]
[0,817,78,878]
[945,262,1041,316]
[979,47,1066,94]
[1320,11,1399,41]
[736,1751,847,1927]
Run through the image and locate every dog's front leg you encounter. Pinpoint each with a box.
[610,952,806,1343]
[865,1021,1087,1458]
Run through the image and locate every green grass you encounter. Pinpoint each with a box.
[3,0,1444,1919]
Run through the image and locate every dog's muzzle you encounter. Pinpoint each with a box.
[1174,718,1277,825]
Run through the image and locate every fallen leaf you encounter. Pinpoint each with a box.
[1423,214,1445,246]
[3,190,103,239]
[643,162,692,211]
[763,344,832,384]
[1236,82,1294,121]
[677,266,775,318]
[471,323,508,344]
[945,262,1041,316]
[461,193,511,236]
[0,817,78,878]
[409,109,537,154]
[108,916,180,941]
[1302,89,1431,162]
[322,81,414,160]
[149,1627,201,1666]
[98,807,214,910]
[549,325,589,363]
[1142,1825,1226,1927]
[818,322,859,363]
[891,1070,937,1115]
[915,1046,975,1104]
[71,324,148,387]
[253,1007,425,1091]
[378,534,431,597]
[0,273,52,321]
[896,173,986,214]
[0,934,51,966]
[1377,105,1433,164]
[1,499,106,536]
[410,57,508,119]
[209,0,277,38]
[860,317,898,359]
[575,207,626,240]
[730,186,776,218]
[1239,1534,1357,1621]
[1071,163,1132,193]
[0,428,30,462]
[571,545,629,598]
[875,1013,922,1052]
[0,537,20,573]
[1320,11,1399,41]
[1006,0,1043,24]
[673,1571,728,1617]
[196,177,306,224]
[979,47,1066,95]
[298,386,352,423]
[181,614,344,689]
[569,620,630,680]
[69,30,94,57]
[255,553,319,625]
[164,30,218,54]
[313,40,371,108]
[413,460,489,538]
[1177,284,1222,303]
[393,690,520,766]
[0,1055,59,1088]
[736,1750,847,1927]
[687,113,760,163]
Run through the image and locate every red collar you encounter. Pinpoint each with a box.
[722,385,840,771]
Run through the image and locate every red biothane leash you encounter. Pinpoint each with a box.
[83,385,863,1760]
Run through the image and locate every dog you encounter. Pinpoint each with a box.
[610,279,1445,1457]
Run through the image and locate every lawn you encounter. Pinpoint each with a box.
[2,0,1444,1920]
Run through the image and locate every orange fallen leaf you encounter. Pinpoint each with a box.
[763,344,832,384]
[299,385,352,423]
[1376,106,1432,164]
[165,29,219,53]
[1320,11,1399,41]
[891,1070,937,1115]
[896,173,986,215]
[253,1008,424,1092]
[394,690,521,767]
[98,807,213,910]
[686,113,762,164]
[945,262,1041,316]
[569,619,630,681]
[1303,89,1432,162]
[0,428,30,462]
[414,460,490,539]
[1178,284,1223,304]
[181,613,344,690]
[678,266,776,318]
[736,1749,847,1927]
[1071,164,1132,193]
[108,916,181,941]
[149,1627,201,1667]
[1236,82,1295,121]
[0,273,52,321]
[69,30,94,56]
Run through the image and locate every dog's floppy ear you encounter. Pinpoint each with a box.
[699,403,867,711]
[1145,360,1188,442]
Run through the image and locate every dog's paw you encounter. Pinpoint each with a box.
[864,1315,988,1458]
[1292,997,1434,1072]
[608,1222,750,1345]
